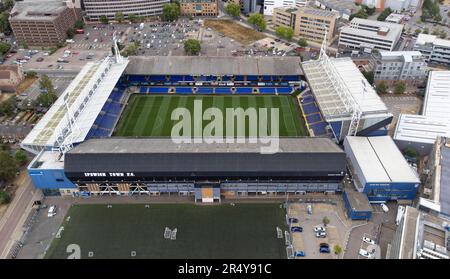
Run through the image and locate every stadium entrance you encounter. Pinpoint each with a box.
[194,183,221,203]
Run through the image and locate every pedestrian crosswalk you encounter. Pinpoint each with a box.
[71,43,111,49]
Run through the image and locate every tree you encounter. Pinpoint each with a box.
[3,0,14,10]
[128,13,138,23]
[333,245,342,255]
[162,3,180,22]
[404,147,418,159]
[66,28,75,39]
[224,3,241,18]
[15,150,27,166]
[25,71,37,78]
[440,30,447,39]
[376,81,387,95]
[275,26,294,41]
[362,70,374,85]
[39,74,54,93]
[0,191,11,205]
[423,27,429,34]
[415,28,421,35]
[74,20,85,29]
[394,81,406,94]
[248,13,266,31]
[377,8,393,21]
[100,15,109,24]
[0,12,11,35]
[0,151,17,182]
[115,11,124,23]
[0,41,10,55]
[298,38,308,47]
[0,95,16,117]
[184,39,201,55]
[322,216,330,227]
[36,92,57,108]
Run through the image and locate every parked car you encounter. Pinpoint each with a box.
[47,205,57,217]
[362,236,375,245]
[316,231,327,238]
[359,249,371,258]
[319,243,330,253]
[381,203,389,213]
[291,226,303,233]
[294,251,305,257]
[36,57,44,62]
[288,217,299,223]
[314,226,326,232]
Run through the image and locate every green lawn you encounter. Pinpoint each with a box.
[114,95,308,137]
[45,203,287,259]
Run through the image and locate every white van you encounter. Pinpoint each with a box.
[381,203,389,213]
[47,205,57,217]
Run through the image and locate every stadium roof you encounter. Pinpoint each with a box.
[68,137,343,154]
[302,57,390,121]
[64,137,346,177]
[125,56,303,76]
[21,57,129,154]
[345,136,420,184]
[394,71,450,145]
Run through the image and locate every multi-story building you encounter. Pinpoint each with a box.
[263,0,307,16]
[338,18,403,52]
[81,0,170,21]
[272,6,338,43]
[355,0,420,12]
[414,34,450,67]
[9,0,80,46]
[180,0,218,16]
[372,51,428,85]
[313,0,358,20]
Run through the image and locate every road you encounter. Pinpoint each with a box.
[0,174,37,258]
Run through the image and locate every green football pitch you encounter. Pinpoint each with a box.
[114,94,308,137]
[45,203,287,259]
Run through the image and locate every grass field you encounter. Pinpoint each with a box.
[204,20,266,45]
[45,204,287,259]
[114,95,308,137]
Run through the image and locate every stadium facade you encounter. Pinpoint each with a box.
[21,54,392,199]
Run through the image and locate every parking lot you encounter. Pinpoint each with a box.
[287,201,350,259]
[381,95,422,136]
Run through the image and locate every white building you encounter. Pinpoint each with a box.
[314,0,357,20]
[385,13,404,24]
[82,0,170,21]
[394,71,450,155]
[414,34,450,67]
[339,18,403,52]
[357,0,419,12]
[372,51,428,85]
[264,0,307,16]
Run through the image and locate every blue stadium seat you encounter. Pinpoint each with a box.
[276,87,292,94]
[310,122,328,136]
[306,113,322,123]
[302,103,319,115]
[197,87,214,94]
[175,87,193,94]
[215,87,231,94]
[140,87,148,93]
[149,87,170,93]
[259,87,276,94]
[235,87,253,94]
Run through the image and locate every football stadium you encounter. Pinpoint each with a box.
[20,49,392,199]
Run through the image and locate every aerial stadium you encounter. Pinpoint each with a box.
[20,43,392,199]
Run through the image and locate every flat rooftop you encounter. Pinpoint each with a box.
[68,137,344,154]
[316,0,357,13]
[345,136,420,184]
[345,189,372,212]
[298,7,338,18]
[10,1,68,21]
[125,56,303,76]
[394,114,450,145]
[438,144,450,217]
[342,18,403,42]
[415,33,450,48]
[423,71,450,122]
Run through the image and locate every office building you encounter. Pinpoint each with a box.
[180,0,218,16]
[414,34,450,67]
